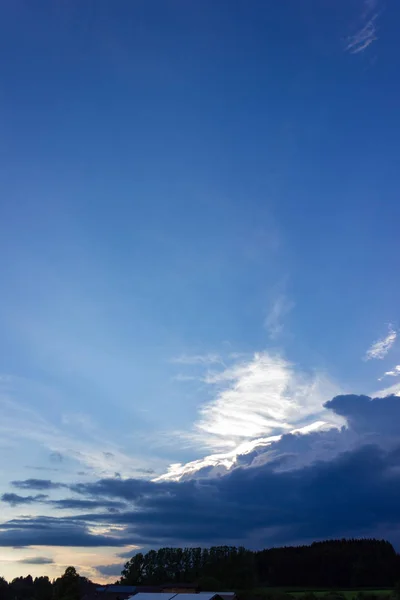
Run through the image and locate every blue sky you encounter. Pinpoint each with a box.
[1,0,400,583]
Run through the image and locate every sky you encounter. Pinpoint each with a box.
[1,0,400,584]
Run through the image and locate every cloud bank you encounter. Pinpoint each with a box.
[1,395,400,550]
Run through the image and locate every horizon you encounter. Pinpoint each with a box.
[1,0,400,584]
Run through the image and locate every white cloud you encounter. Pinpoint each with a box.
[154,421,333,482]
[196,352,341,447]
[379,365,400,379]
[264,295,294,339]
[161,351,344,480]
[365,325,397,360]
[374,380,400,398]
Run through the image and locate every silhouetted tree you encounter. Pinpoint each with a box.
[0,577,9,600]
[53,567,81,600]
[121,540,398,590]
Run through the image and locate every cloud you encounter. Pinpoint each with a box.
[25,466,62,472]
[165,350,343,480]
[264,295,294,339]
[2,492,126,511]
[1,493,48,506]
[325,394,400,437]
[12,479,66,490]
[0,376,159,479]
[380,365,400,379]
[51,498,127,511]
[346,14,378,54]
[19,556,54,564]
[50,451,64,463]
[0,517,131,547]
[117,548,139,559]
[96,563,124,577]
[365,325,397,360]
[193,351,342,450]
[375,381,400,398]
[1,394,398,550]
[346,0,380,55]
[2,395,400,551]
[171,353,223,366]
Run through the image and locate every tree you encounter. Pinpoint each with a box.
[0,577,9,600]
[53,567,81,600]
[33,576,52,600]
[121,553,145,585]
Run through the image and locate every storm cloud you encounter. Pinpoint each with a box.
[1,395,400,549]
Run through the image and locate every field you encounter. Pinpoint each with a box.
[287,591,391,599]
[242,588,393,599]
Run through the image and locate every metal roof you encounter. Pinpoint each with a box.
[128,593,178,600]
[170,595,219,600]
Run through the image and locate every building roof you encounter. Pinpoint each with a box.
[128,593,178,600]
[167,595,220,600]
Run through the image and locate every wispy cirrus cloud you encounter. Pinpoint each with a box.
[171,353,224,366]
[365,325,397,360]
[346,14,378,54]
[264,295,294,340]
[0,376,162,479]
[196,352,342,447]
[346,0,380,55]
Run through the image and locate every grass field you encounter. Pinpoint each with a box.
[287,591,391,599]
[243,588,393,599]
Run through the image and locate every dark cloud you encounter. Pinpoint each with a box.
[2,442,400,548]
[2,493,126,511]
[103,452,114,459]
[117,549,137,559]
[2,396,400,550]
[1,493,48,506]
[325,394,400,436]
[19,556,54,564]
[51,498,127,511]
[96,563,124,577]
[0,516,131,547]
[12,479,65,490]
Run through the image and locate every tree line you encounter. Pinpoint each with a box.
[120,539,400,589]
[0,566,92,600]
[1,539,400,600]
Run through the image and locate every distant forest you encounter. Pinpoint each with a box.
[1,539,400,600]
[121,539,400,590]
